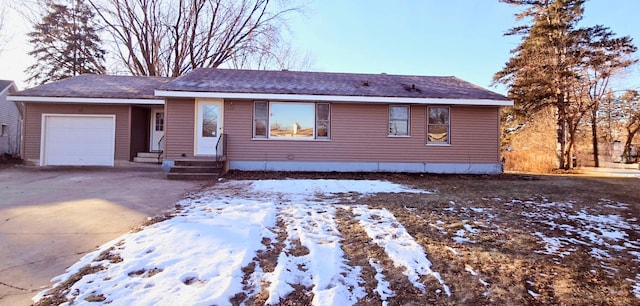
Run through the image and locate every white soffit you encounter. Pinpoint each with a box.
[155,90,513,106]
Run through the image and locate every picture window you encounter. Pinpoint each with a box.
[253,102,330,140]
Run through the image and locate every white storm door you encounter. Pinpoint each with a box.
[150,108,164,151]
[195,100,223,155]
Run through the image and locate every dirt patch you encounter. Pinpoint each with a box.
[127,268,163,278]
[227,171,640,305]
[350,174,639,305]
[335,207,432,305]
[32,265,105,306]
[0,156,22,169]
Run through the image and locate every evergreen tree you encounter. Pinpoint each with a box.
[26,0,106,85]
[494,0,636,169]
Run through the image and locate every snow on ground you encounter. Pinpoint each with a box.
[369,258,395,305]
[35,198,278,305]
[508,198,640,297]
[350,206,451,296]
[34,179,435,305]
[263,203,365,305]
[516,200,638,261]
[32,179,640,304]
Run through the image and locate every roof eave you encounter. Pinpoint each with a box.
[155,90,513,106]
[7,96,165,105]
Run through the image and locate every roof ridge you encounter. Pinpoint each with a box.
[196,67,455,79]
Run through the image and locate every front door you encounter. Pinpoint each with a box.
[150,108,164,151]
[196,100,223,155]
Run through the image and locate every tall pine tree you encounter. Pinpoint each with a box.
[26,0,106,85]
[494,0,636,169]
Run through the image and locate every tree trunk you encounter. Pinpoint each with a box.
[557,96,567,169]
[591,107,599,167]
[623,118,639,163]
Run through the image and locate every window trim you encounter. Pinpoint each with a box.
[388,105,410,137]
[0,124,7,137]
[252,101,331,141]
[426,106,451,145]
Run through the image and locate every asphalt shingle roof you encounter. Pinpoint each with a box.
[12,75,174,99]
[12,69,508,101]
[159,68,509,101]
[0,80,14,91]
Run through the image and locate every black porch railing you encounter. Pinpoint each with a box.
[157,135,165,163]
[216,133,227,162]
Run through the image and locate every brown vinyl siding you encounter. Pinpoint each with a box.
[224,100,499,164]
[130,106,149,159]
[164,99,195,159]
[23,103,131,163]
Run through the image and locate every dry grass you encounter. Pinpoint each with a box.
[225,171,640,305]
[503,150,558,173]
[503,108,559,173]
[361,173,639,305]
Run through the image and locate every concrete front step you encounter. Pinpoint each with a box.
[169,166,222,173]
[167,158,225,180]
[137,152,162,158]
[167,173,219,180]
[133,156,161,163]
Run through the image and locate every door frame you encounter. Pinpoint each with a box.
[194,99,224,156]
[150,107,164,152]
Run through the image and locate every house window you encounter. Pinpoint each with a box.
[254,101,268,138]
[427,106,450,144]
[0,124,7,136]
[155,112,164,132]
[253,101,330,140]
[202,105,218,137]
[316,103,330,139]
[389,105,409,136]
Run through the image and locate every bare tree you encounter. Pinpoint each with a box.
[578,26,637,167]
[227,36,313,71]
[619,90,640,162]
[0,4,6,53]
[88,0,303,77]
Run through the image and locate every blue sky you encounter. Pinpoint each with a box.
[287,0,640,94]
[1,0,639,94]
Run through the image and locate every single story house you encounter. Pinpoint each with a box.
[0,80,22,157]
[9,68,512,174]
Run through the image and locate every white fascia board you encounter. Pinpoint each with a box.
[155,90,513,106]
[7,96,164,105]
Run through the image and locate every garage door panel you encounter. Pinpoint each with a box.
[43,115,116,166]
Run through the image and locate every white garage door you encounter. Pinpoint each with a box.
[42,115,116,166]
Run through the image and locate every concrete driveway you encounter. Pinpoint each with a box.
[0,165,203,306]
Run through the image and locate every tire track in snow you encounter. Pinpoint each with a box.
[263,204,366,305]
[351,205,451,296]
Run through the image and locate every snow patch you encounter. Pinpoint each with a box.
[264,204,366,305]
[369,259,395,305]
[351,206,450,296]
[37,199,278,305]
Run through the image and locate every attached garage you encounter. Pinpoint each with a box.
[41,114,116,166]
